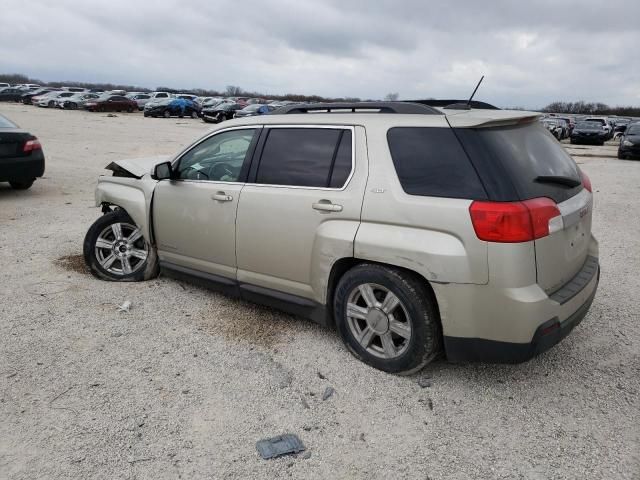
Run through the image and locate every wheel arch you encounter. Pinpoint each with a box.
[325,257,442,333]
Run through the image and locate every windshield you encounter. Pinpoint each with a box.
[585,118,605,125]
[627,125,640,135]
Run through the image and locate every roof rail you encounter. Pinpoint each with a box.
[408,99,500,110]
[272,102,442,115]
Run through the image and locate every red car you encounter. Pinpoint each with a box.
[84,95,138,113]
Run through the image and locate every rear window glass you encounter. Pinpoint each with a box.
[387,127,487,199]
[256,128,352,188]
[456,123,581,203]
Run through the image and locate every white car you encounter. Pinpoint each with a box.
[126,93,152,110]
[36,91,77,108]
[55,92,100,109]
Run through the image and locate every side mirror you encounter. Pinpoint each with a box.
[153,161,173,180]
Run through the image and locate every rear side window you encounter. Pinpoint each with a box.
[255,128,352,188]
[387,127,487,199]
[455,123,582,203]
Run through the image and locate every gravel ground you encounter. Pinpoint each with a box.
[0,103,638,480]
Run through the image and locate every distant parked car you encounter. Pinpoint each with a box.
[234,104,276,118]
[61,86,88,93]
[36,91,77,108]
[201,103,244,123]
[147,92,174,102]
[0,87,27,102]
[617,122,640,160]
[612,119,630,140]
[84,95,138,112]
[0,114,45,190]
[126,93,151,110]
[21,88,56,105]
[0,83,9,89]
[570,121,608,145]
[143,98,201,118]
[584,117,612,139]
[57,93,100,109]
[541,118,564,140]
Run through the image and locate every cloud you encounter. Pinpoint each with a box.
[0,0,638,108]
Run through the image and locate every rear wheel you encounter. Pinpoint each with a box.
[163,110,171,118]
[191,110,199,119]
[334,264,441,374]
[127,106,133,113]
[83,209,158,282]
[9,179,34,190]
[48,100,55,108]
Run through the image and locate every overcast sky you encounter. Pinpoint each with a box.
[1,0,638,108]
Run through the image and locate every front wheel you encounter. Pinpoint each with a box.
[191,110,199,119]
[83,209,158,282]
[163,110,171,118]
[334,264,441,374]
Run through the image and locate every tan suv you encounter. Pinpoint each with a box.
[84,102,599,374]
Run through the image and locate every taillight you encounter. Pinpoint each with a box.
[580,169,592,192]
[23,139,42,153]
[469,197,562,243]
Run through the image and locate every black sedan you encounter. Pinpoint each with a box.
[0,114,45,190]
[0,87,27,102]
[201,103,244,123]
[143,98,201,118]
[570,121,608,145]
[618,123,640,160]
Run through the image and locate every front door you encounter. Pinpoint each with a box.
[152,127,259,279]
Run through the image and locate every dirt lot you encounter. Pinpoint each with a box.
[0,103,638,480]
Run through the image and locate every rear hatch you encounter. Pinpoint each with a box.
[451,114,592,293]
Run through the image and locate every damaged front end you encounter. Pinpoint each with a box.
[96,156,171,245]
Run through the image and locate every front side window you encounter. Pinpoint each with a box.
[176,129,256,182]
[255,128,353,188]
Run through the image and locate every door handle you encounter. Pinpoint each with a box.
[312,201,343,212]
[212,192,233,202]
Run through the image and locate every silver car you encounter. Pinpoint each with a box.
[83,102,599,373]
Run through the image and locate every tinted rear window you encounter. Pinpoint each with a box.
[456,123,582,203]
[387,127,487,199]
[256,128,352,188]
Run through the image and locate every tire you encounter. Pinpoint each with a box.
[127,106,133,113]
[618,151,626,160]
[9,179,34,190]
[163,110,171,118]
[570,139,575,144]
[83,209,159,282]
[191,111,199,119]
[333,263,441,374]
[48,100,55,108]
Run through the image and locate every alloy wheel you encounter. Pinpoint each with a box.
[95,222,148,276]
[346,283,412,359]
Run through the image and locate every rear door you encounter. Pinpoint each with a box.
[235,125,364,301]
[456,122,592,293]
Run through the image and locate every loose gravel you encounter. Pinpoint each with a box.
[0,104,638,479]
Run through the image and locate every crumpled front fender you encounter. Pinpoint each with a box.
[95,175,158,244]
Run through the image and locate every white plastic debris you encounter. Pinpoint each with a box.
[117,300,132,312]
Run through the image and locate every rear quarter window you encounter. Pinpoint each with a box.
[386,127,487,200]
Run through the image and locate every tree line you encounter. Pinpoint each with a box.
[542,101,640,117]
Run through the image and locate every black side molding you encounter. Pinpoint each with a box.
[159,261,329,327]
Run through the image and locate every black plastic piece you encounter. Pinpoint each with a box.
[272,102,442,115]
[443,268,598,363]
[256,434,306,459]
[549,256,599,305]
[408,99,500,110]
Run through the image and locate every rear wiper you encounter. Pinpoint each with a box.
[534,175,581,188]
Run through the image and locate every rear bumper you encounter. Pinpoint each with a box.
[443,269,598,363]
[435,247,600,364]
[0,152,45,181]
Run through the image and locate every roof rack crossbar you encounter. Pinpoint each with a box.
[273,102,442,115]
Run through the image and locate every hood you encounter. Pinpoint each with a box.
[105,155,170,179]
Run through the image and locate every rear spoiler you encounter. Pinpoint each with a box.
[445,110,541,128]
